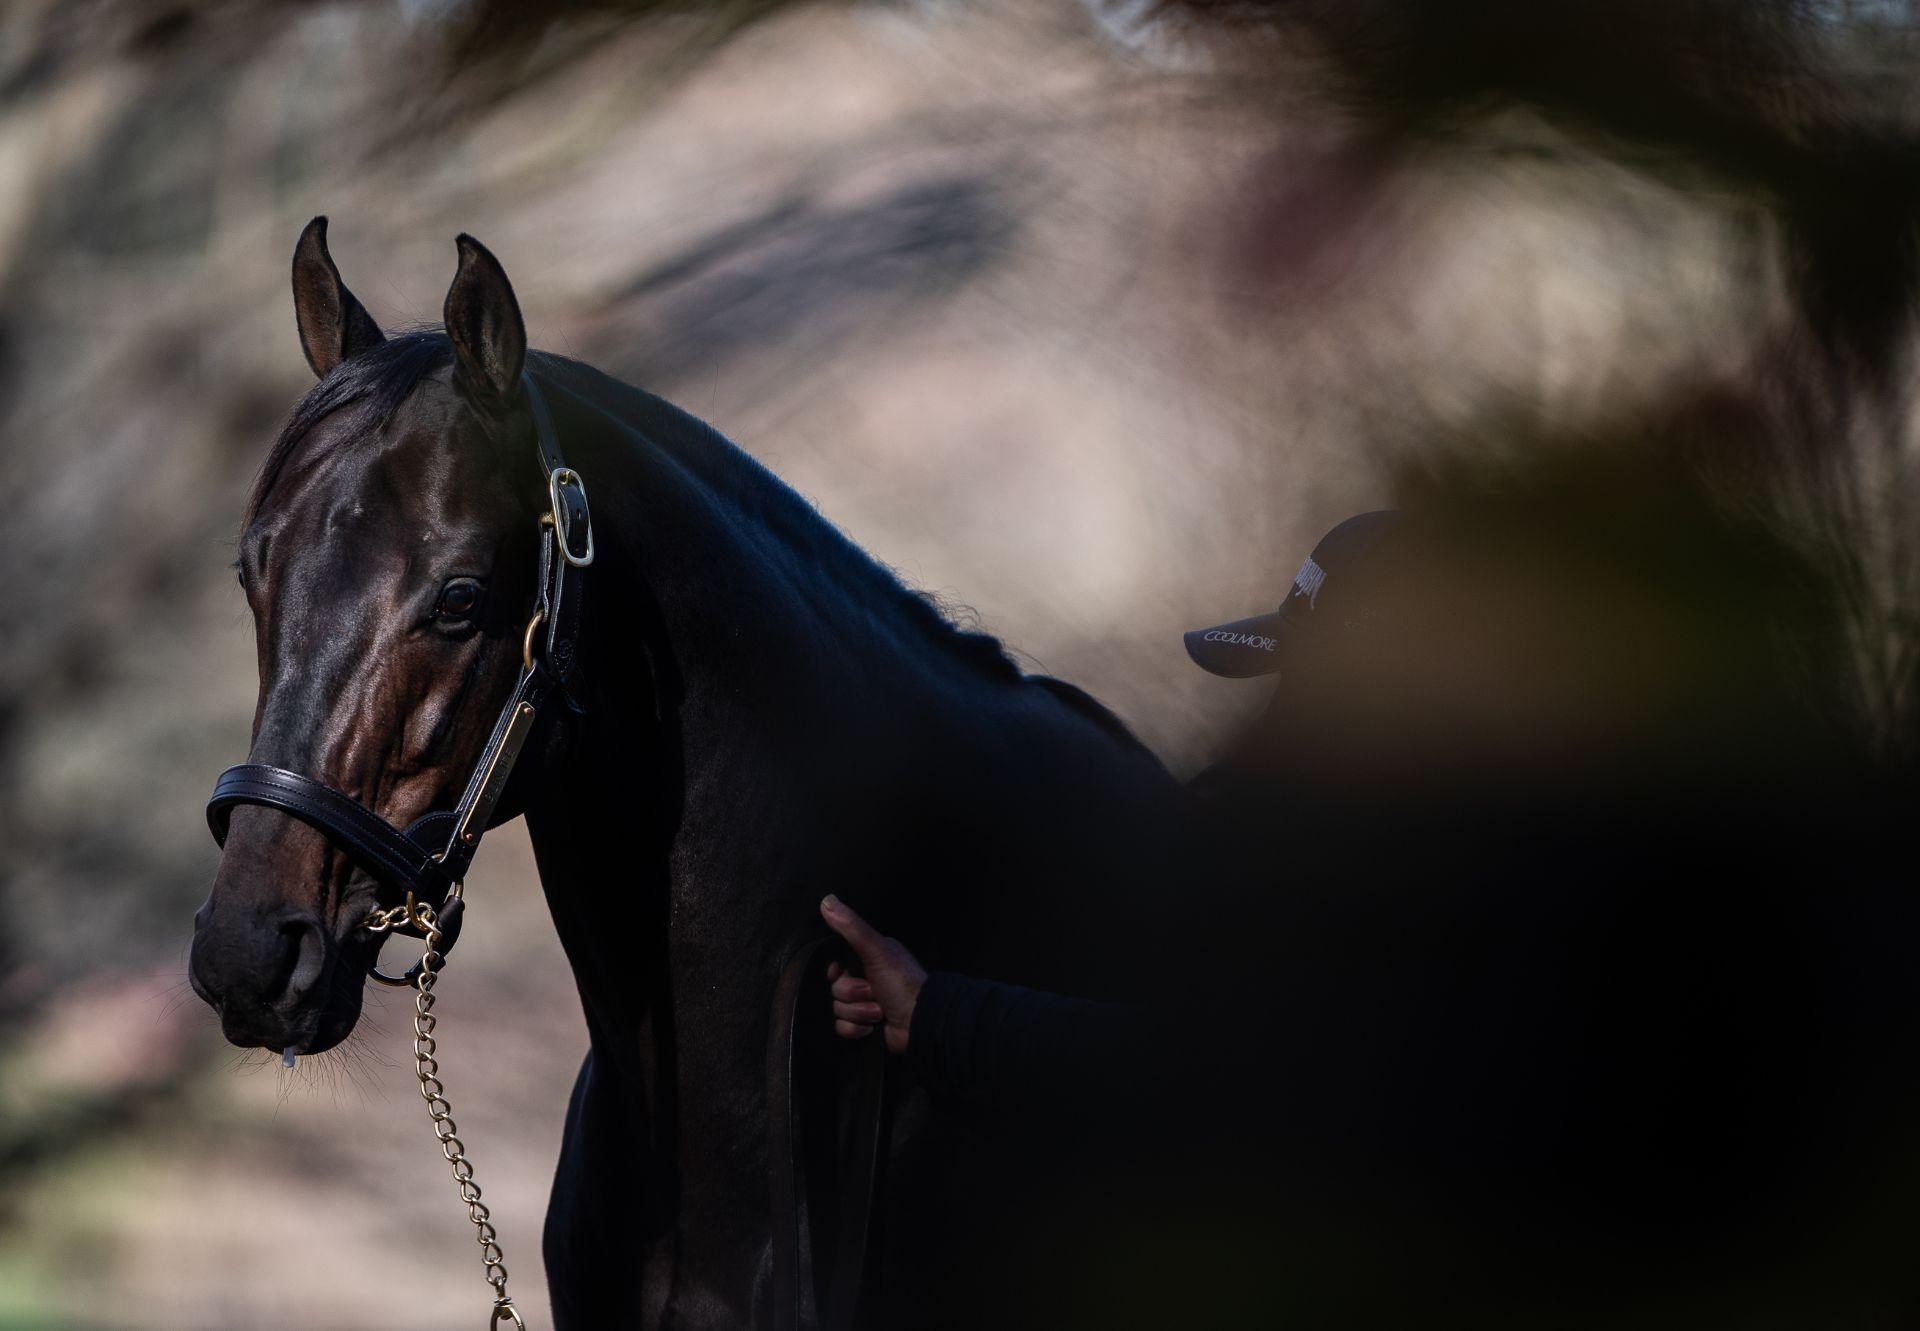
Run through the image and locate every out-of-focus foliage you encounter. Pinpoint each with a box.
[1157,0,1920,756]
[0,0,1914,1325]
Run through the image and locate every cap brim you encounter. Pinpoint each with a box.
[1183,610,1295,678]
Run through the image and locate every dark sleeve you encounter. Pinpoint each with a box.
[905,971,1142,1121]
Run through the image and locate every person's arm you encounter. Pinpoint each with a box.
[905,969,1137,1115]
[819,895,1139,1118]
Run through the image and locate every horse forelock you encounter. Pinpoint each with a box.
[244,330,455,532]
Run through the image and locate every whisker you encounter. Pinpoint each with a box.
[156,980,198,1018]
[229,1046,273,1075]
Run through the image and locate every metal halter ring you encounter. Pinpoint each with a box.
[369,957,425,988]
[369,921,429,988]
[366,878,462,987]
[369,932,433,988]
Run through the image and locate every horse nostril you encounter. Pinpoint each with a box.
[270,915,330,1010]
[189,902,337,1047]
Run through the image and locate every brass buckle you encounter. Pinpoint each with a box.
[547,467,593,568]
[521,608,546,673]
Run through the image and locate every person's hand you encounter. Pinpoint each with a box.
[820,894,926,1055]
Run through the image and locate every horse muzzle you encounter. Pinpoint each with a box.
[188,895,365,1052]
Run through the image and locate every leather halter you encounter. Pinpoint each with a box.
[205,374,591,963]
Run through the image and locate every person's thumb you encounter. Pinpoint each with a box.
[820,895,889,969]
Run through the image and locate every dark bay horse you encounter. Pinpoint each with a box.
[188,219,1176,1328]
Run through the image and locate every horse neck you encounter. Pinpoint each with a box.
[510,360,1171,1082]
[512,365,895,1054]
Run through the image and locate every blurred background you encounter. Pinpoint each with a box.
[1,1,1915,1326]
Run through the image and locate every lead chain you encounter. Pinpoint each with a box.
[406,896,528,1331]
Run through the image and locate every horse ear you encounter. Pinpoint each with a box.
[291,217,385,379]
[443,234,526,407]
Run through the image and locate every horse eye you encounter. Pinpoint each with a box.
[436,579,483,621]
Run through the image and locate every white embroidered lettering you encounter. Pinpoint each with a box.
[1203,631,1276,651]
[1292,555,1327,608]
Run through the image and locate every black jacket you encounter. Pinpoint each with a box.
[906,970,1140,1120]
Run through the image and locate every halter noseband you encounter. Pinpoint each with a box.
[205,373,590,976]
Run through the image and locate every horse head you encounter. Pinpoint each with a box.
[189,219,551,1054]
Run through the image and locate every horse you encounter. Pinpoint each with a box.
[187,217,1178,1329]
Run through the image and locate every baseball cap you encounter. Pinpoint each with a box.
[1184,510,1405,677]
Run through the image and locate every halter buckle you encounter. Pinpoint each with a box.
[548,467,593,568]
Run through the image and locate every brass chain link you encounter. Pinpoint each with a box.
[367,889,528,1330]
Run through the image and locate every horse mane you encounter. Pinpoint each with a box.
[915,587,1153,752]
[1024,675,1153,754]
[521,350,1063,702]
